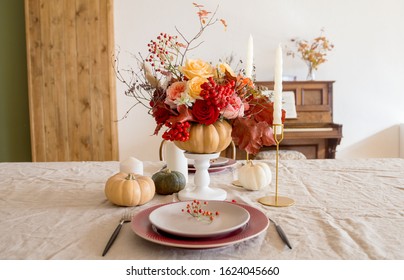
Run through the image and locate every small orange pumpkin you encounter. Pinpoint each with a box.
[105,172,155,206]
[174,120,232,153]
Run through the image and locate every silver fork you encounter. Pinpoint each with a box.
[102,211,132,256]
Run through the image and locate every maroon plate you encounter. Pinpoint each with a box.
[131,201,269,249]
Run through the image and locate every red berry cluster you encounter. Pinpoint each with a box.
[200,77,236,110]
[146,33,182,71]
[162,121,190,142]
[181,200,219,222]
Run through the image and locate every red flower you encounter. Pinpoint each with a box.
[152,102,171,124]
[192,99,219,125]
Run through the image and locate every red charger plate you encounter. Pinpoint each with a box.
[131,201,269,249]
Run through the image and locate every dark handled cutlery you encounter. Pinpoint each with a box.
[102,212,132,256]
[268,217,292,249]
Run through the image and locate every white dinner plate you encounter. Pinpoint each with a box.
[148,201,250,238]
[131,202,269,249]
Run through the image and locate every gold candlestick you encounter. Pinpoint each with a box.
[258,124,295,207]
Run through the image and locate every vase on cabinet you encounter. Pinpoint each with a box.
[306,62,316,80]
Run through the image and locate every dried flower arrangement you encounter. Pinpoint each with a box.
[286,29,334,79]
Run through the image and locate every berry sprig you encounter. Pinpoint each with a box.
[181,200,220,223]
[146,32,185,74]
[200,77,236,111]
[162,121,190,142]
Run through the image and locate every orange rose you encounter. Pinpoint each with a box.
[179,59,214,79]
[187,77,208,99]
[216,63,236,78]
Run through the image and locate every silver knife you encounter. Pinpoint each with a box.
[268,217,292,249]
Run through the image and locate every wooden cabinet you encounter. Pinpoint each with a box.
[24,0,118,161]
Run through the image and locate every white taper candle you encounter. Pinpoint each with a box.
[245,34,254,78]
[273,44,283,126]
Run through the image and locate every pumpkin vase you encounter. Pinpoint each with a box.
[174,120,232,154]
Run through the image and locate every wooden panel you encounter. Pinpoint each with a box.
[64,0,80,160]
[302,88,322,105]
[25,0,45,160]
[25,0,118,161]
[256,81,334,124]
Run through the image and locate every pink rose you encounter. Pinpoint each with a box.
[220,94,245,119]
[165,81,187,108]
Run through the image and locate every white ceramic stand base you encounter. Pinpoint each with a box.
[178,152,227,201]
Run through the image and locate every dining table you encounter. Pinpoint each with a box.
[0,158,403,260]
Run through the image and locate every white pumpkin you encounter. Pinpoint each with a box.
[238,161,272,190]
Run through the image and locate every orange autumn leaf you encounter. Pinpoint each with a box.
[230,96,285,154]
[192,3,204,8]
[231,118,276,155]
[220,19,227,30]
[197,10,210,21]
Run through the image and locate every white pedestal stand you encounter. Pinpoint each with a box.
[178,152,227,201]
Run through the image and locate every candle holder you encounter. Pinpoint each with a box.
[258,124,295,207]
[178,152,227,201]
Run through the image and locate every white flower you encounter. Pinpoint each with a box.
[174,92,195,107]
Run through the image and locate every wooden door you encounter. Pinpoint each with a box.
[24,0,118,161]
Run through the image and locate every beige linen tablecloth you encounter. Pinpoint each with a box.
[0,159,403,260]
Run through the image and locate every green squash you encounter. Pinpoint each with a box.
[152,168,186,195]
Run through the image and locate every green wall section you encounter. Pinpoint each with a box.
[0,0,32,161]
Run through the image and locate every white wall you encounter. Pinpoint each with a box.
[114,0,404,161]
[401,124,404,158]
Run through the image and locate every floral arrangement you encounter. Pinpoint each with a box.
[115,3,284,154]
[286,29,334,71]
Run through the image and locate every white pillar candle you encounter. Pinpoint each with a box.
[273,44,283,126]
[120,157,143,175]
[165,141,188,183]
[245,34,254,78]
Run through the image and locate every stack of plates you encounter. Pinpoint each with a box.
[131,201,269,249]
[188,157,238,173]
